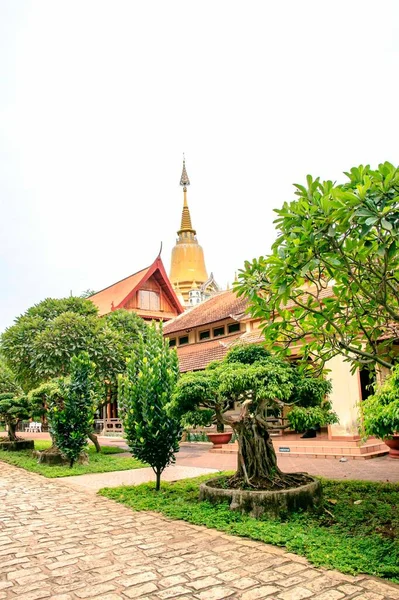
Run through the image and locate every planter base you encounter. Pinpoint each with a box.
[206,432,232,448]
[199,475,322,518]
[33,448,89,466]
[384,436,399,459]
[0,439,34,451]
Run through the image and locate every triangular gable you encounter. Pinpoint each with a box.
[118,256,184,315]
[90,256,183,317]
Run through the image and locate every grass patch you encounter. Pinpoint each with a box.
[99,474,399,583]
[0,439,145,477]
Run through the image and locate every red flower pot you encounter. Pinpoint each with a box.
[206,432,232,447]
[384,435,399,459]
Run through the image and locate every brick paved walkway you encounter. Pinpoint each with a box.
[1,463,399,600]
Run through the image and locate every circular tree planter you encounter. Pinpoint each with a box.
[384,435,399,459]
[0,439,34,451]
[33,447,89,466]
[199,475,322,518]
[206,432,232,447]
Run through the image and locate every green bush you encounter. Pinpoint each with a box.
[362,365,399,439]
[287,404,338,432]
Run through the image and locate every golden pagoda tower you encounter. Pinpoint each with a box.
[169,158,209,305]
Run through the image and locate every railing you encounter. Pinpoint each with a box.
[94,418,124,435]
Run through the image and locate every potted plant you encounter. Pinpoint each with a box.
[361,365,399,459]
[287,403,338,437]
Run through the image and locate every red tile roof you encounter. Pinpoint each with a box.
[176,334,242,372]
[163,290,249,335]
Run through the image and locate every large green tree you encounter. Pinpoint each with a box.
[1,298,147,392]
[236,162,399,373]
[118,323,181,491]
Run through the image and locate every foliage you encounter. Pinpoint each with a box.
[0,439,145,477]
[80,289,96,298]
[0,393,31,441]
[100,474,399,583]
[0,360,22,395]
[1,298,147,393]
[361,364,399,439]
[118,323,181,490]
[236,162,399,373]
[47,353,97,467]
[287,404,338,433]
[225,344,271,365]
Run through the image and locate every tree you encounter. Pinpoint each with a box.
[236,162,399,373]
[0,360,22,395]
[118,323,181,491]
[0,393,31,442]
[172,344,331,489]
[1,298,146,392]
[47,353,97,467]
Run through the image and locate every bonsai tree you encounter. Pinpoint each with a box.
[0,393,31,443]
[118,323,181,490]
[361,364,399,441]
[172,344,332,490]
[47,352,98,467]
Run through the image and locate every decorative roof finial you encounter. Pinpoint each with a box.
[180,154,190,190]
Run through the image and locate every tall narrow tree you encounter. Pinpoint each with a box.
[119,323,181,491]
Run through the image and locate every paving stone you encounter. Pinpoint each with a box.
[195,587,236,600]
[123,583,159,598]
[117,572,157,587]
[364,580,399,599]
[187,576,222,590]
[240,586,281,599]
[187,566,220,579]
[159,575,189,588]
[277,588,313,600]
[313,591,345,600]
[304,575,336,592]
[232,576,260,589]
[156,585,193,599]
[75,583,117,598]
[337,583,364,595]
[352,593,384,600]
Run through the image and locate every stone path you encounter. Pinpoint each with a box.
[1,463,399,600]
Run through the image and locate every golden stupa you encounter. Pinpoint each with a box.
[169,158,208,305]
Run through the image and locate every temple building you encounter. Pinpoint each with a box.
[169,158,220,307]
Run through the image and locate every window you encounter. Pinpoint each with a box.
[178,335,189,345]
[169,338,176,347]
[199,330,210,341]
[228,323,240,334]
[138,290,160,311]
[213,326,225,338]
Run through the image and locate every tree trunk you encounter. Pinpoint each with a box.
[88,432,101,452]
[155,469,161,491]
[215,406,225,433]
[7,421,19,442]
[229,410,308,490]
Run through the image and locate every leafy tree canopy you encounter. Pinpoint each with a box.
[236,162,399,373]
[1,298,147,392]
[0,359,22,395]
[0,392,31,441]
[47,352,98,467]
[118,323,181,490]
[171,344,331,435]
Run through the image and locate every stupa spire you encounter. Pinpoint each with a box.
[178,156,195,235]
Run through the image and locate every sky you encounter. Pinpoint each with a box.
[1,0,398,333]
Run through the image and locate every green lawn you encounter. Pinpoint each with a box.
[100,474,399,583]
[0,439,145,477]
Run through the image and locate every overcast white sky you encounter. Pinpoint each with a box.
[1,0,398,332]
